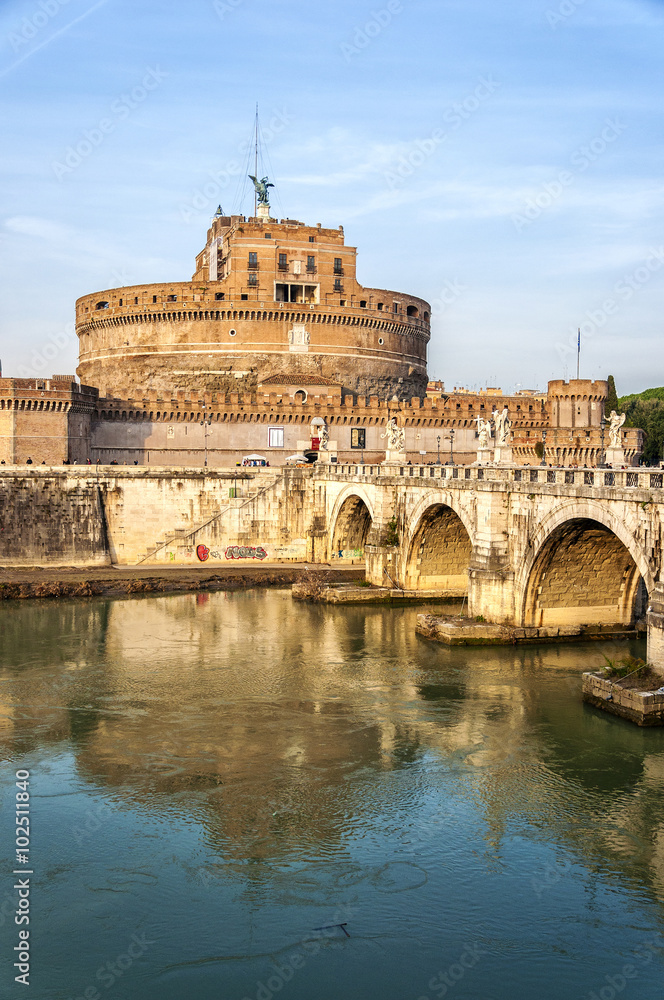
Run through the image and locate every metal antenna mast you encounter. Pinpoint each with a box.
[254,103,258,216]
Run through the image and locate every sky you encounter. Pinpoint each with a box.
[1,0,663,396]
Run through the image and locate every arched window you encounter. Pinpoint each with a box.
[96,301,109,310]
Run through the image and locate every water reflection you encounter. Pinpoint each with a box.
[2,591,664,998]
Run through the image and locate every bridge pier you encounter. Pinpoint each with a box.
[365,543,400,589]
[647,585,664,678]
[468,565,516,624]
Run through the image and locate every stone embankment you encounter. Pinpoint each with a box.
[292,580,461,604]
[0,564,364,601]
[582,671,664,726]
[416,613,639,645]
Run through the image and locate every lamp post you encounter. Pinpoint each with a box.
[436,435,441,465]
[200,404,212,468]
[599,413,606,467]
[450,428,455,465]
[540,429,547,467]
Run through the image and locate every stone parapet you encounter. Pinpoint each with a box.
[582,672,664,725]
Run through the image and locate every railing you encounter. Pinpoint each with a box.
[320,463,664,491]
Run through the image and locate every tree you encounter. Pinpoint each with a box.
[605,375,619,415]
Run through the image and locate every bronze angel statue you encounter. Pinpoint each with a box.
[249,175,274,205]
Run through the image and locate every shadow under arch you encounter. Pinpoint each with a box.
[404,501,472,593]
[329,489,374,562]
[518,503,651,627]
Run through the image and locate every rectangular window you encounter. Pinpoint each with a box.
[334,258,343,274]
[393,302,399,312]
[134,296,138,304]
[248,274,258,286]
[278,253,288,271]
[167,294,177,302]
[268,426,284,448]
[119,298,123,306]
[265,233,271,239]
[152,295,157,303]
[248,252,258,269]
[309,236,315,242]
[334,278,343,291]
[240,293,248,300]
[307,255,316,272]
[351,428,366,449]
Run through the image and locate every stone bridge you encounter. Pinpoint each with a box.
[315,462,664,631]
[3,461,664,657]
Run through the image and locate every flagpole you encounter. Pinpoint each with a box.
[577,328,580,380]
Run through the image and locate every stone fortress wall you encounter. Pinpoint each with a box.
[1,207,645,469]
[76,215,430,401]
[0,376,98,465]
[0,376,643,468]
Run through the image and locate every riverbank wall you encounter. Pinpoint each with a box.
[0,466,317,568]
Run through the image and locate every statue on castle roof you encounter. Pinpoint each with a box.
[249,175,274,206]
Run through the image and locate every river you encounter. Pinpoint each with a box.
[1,589,664,999]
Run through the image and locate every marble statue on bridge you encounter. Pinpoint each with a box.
[492,406,513,464]
[609,410,626,449]
[606,410,627,467]
[475,415,492,450]
[492,406,512,446]
[381,417,406,463]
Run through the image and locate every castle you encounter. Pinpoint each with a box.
[0,200,644,467]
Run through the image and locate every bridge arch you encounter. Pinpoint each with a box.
[516,500,652,627]
[328,486,375,562]
[403,491,474,592]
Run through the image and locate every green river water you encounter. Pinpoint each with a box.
[1,589,664,999]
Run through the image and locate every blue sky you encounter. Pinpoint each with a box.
[1,0,663,395]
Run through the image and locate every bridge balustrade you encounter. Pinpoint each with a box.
[320,464,664,493]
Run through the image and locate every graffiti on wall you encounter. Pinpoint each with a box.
[196,543,268,562]
[225,545,268,560]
